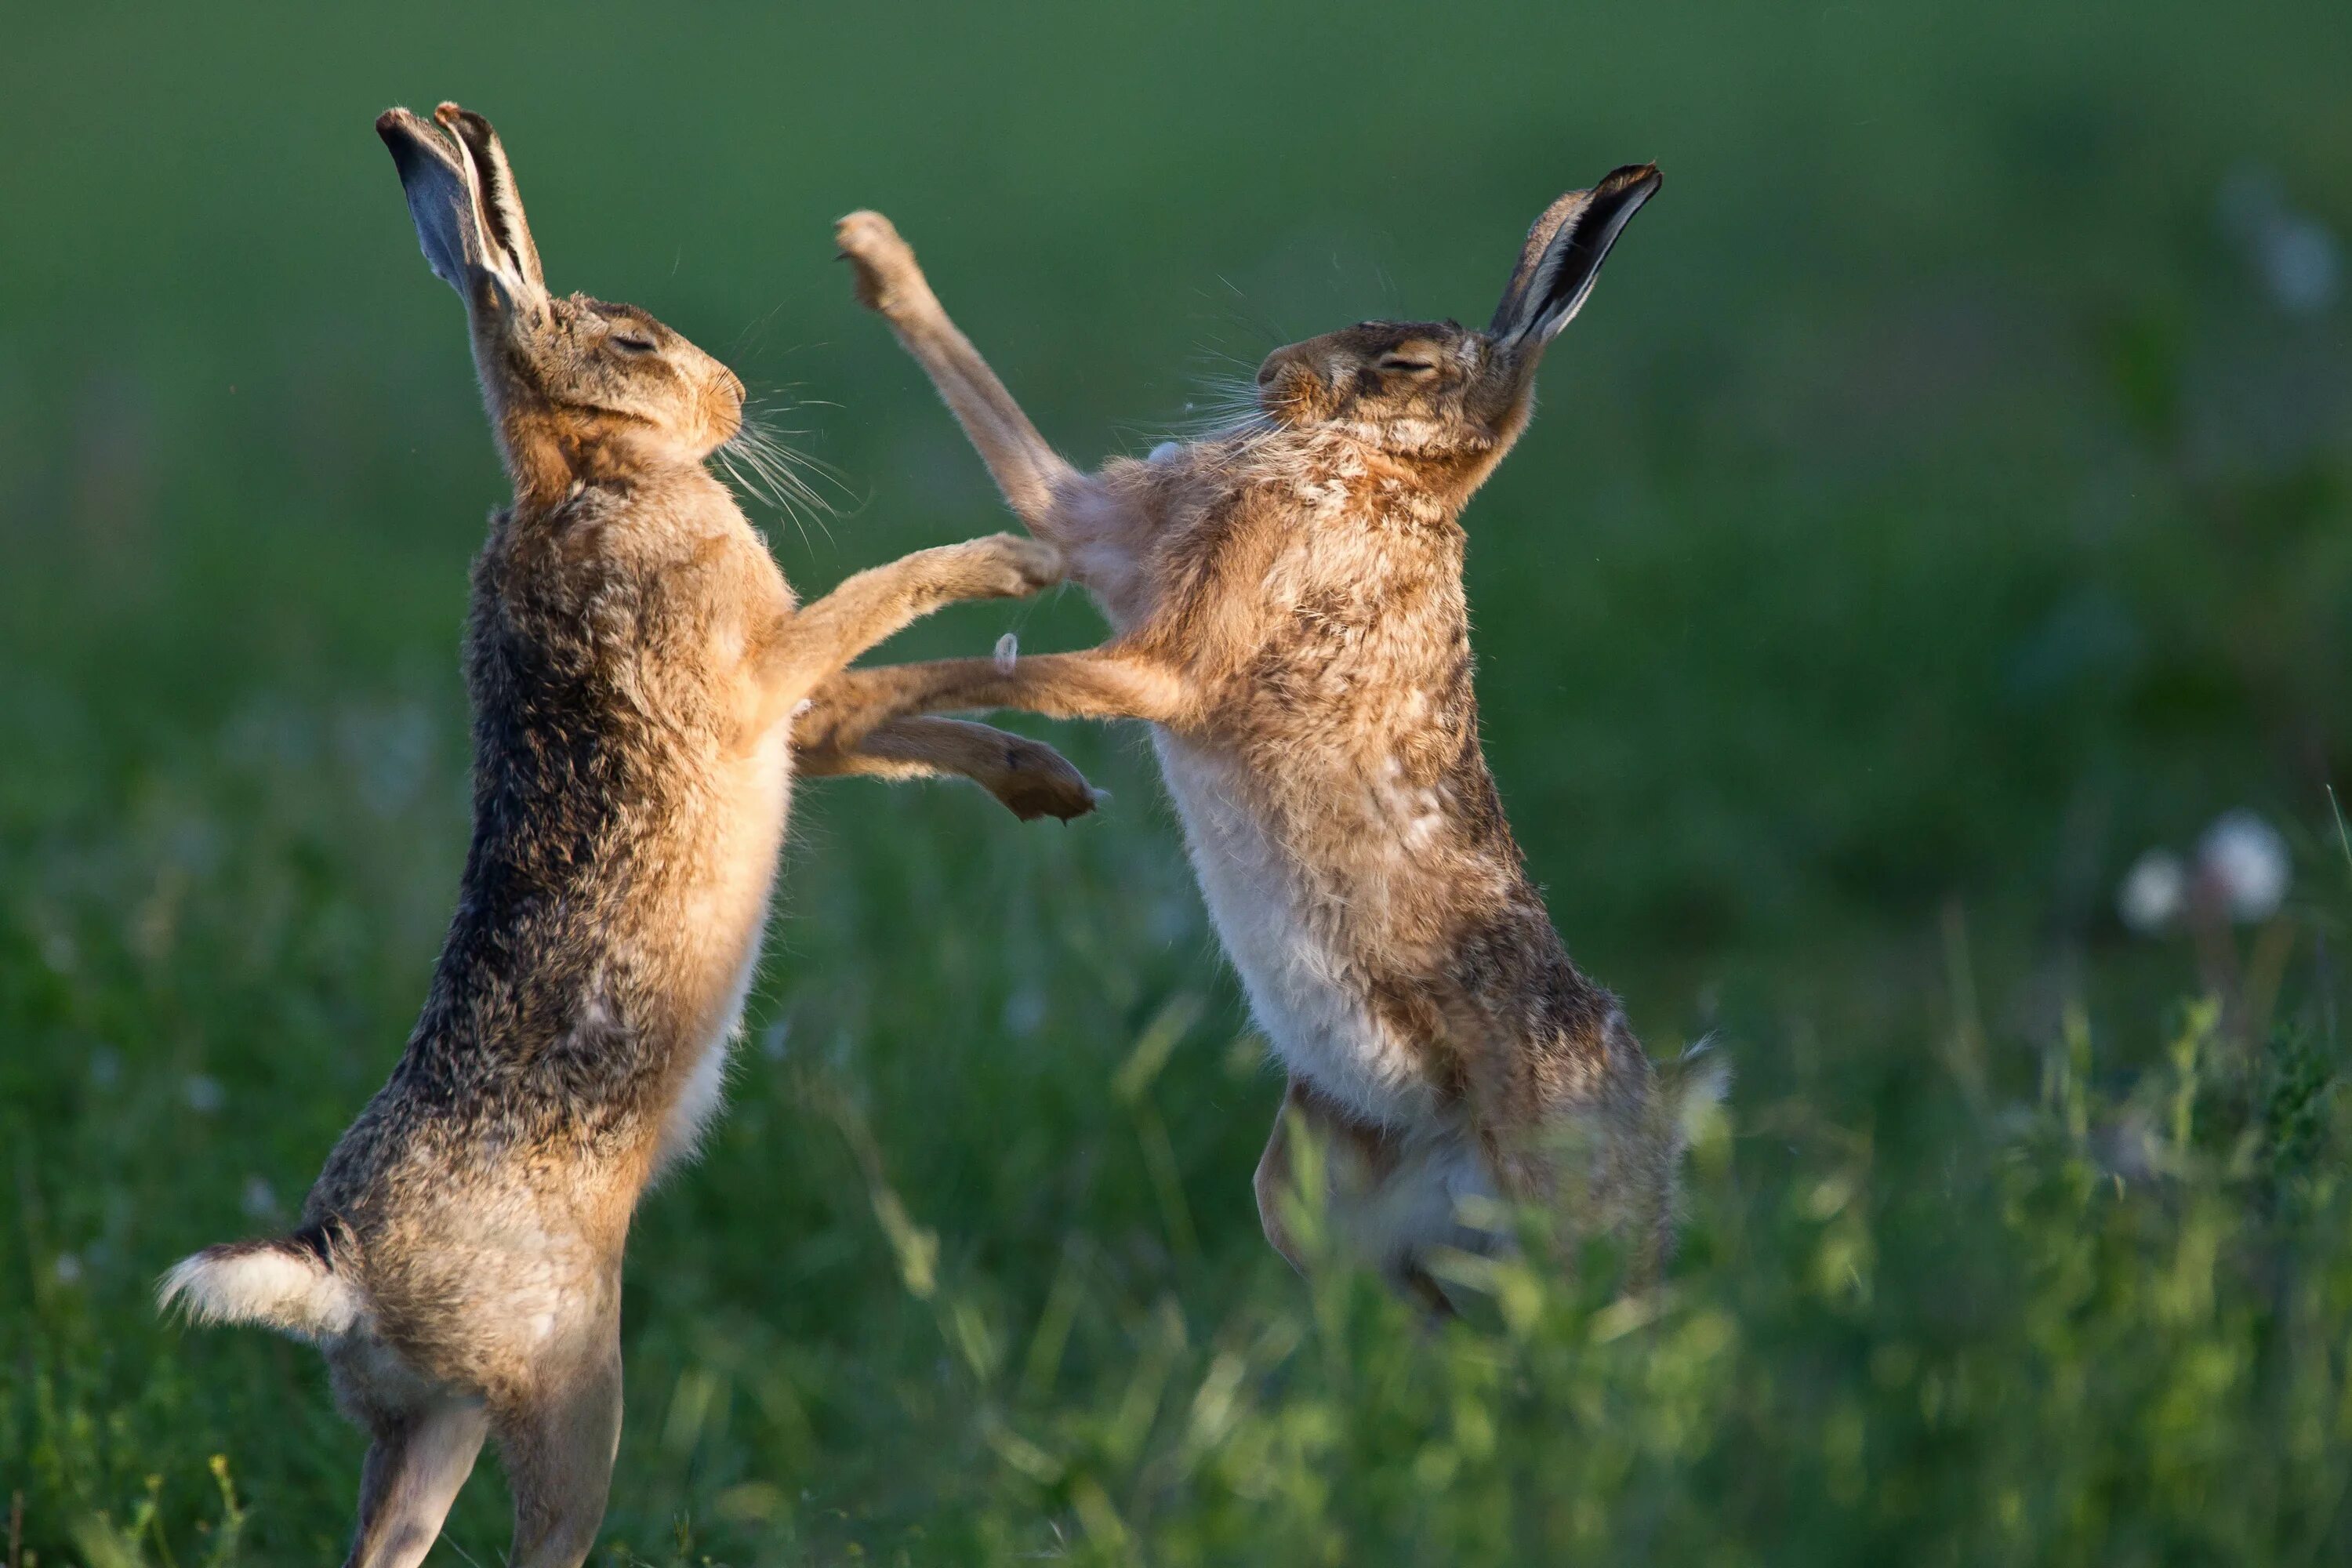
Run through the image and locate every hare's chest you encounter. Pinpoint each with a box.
[1259,531,1459,691]
[652,724,794,1171]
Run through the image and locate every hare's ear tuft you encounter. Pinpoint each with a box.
[434,103,545,298]
[376,107,478,294]
[1488,164,1661,347]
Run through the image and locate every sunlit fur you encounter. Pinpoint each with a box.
[1255,321,1536,464]
[465,289,745,511]
[808,170,1722,1316]
[158,103,1084,1568]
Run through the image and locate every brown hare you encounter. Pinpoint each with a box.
[810,165,1722,1312]
[159,103,1087,1568]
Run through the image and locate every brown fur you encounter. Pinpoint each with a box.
[158,104,1087,1568]
[810,170,1722,1312]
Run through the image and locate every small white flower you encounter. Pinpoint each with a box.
[759,1016,793,1062]
[90,1047,122,1090]
[1003,985,1048,1038]
[241,1175,279,1221]
[2263,217,2339,314]
[183,1074,225,1114]
[54,1253,83,1285]
[2216,166,2340,316]
[2118,849,2187,934]
[2199,810,2291,922]
[994,633,1019,673]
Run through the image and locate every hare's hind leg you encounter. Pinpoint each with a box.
[342,1395,488,1568]
[794,649,1195,754]
[495,1327,623,1568]
[835,211,1088,534]
[1250,1080,1397,1276]
[1253,1087,1311,1277]
[1254,1080,1474,1320]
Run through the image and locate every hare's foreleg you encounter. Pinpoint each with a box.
[794,649,1196,752]
[343,1396,488,1568]
[793,714,1098,821]
[836,212,1088,536]
[747,534,1062,732]
[494,1331,622,1568]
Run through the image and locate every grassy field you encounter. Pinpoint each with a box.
[5,2,2352,1562]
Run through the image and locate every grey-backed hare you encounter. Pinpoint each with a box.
[160,103,1085,1568]
[809,165,1723,1311]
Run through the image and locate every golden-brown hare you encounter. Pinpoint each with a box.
[812,166,1722,1312]
[160,103,1085,1568]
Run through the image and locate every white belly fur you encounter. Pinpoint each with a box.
[655,732,792,1171]
[1152,730,1436,1129]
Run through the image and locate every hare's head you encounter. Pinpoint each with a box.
[1254,165,1658,464]
[377,104,746,507]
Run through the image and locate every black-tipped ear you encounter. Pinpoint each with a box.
[1488,164,1661,347]
[377,107,480,295]
[436,103,545,296]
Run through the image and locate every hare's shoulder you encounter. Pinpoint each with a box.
[486,485,782,631]
[562,481,773,577]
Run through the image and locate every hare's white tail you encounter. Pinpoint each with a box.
[158,1229,361,1342]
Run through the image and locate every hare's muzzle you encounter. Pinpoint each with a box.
[1254,344,1330,426]
[703,367,747,442]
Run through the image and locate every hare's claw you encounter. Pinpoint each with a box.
[836,210,921,317]
[992,736,1098,822]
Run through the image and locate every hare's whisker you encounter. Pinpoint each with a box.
[714,400,860,550]
[1153,362,1275,444]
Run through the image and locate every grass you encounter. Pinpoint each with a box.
[4,1,2351,1562]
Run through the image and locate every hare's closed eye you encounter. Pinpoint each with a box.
[1378,354,1437,374]
[610,332,657,354]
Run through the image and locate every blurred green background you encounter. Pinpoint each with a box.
[6,2,2352,1563]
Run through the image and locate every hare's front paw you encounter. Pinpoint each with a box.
[990,736,1102,822]
[836,210,921,316]
[970,532,1065,597]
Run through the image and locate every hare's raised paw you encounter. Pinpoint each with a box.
[836,210,922,317]
[986,733,1102,822]
[968,532,1065,597]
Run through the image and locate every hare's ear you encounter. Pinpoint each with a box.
[1487,164,1661,347]
[434,103,546,299]
[376,107,480,295]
